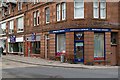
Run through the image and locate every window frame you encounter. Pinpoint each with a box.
[45,7,50,24]
[62,2,66,20]
[57,4,61,21]
[17,17,24,33]
[93,0,99,18]
[74,0,84,19]
[100,0,106,19]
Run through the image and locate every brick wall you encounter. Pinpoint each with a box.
[118,30,120,65]
[105,32,111,65]
[66,32,74,61]
[49,34,56,59]
[84,32,94,64]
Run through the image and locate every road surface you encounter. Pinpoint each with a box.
[2,58,118,78]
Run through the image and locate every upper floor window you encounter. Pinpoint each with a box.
[62,2,66,20]
[57,4,61,21]
[17,17,24,32]
[100,0,106,19]
[0,23,6,35]
[18,2,22,11]
[93,0,99,18]
[34,0,39,4]
[93,0,106,19]
[9,20,14,34]
[33,11,40,26]
[74,0,84,19]
[45,7,50,24]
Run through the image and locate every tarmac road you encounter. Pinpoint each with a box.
[2,58,118,78]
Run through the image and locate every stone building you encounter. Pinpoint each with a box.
[0,0,119,65]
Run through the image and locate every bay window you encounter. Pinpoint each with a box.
[74,0,84,19]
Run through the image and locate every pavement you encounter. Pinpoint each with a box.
[2,54,118,69]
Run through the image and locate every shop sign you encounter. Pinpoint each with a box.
[49,28,111,34]
[76,33,83,39]
[31,33,36,41]
[10,35,16,43]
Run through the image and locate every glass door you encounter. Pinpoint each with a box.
[74,42,84,62]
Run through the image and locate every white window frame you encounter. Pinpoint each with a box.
[18,2,22,11]
[57,4,61,21]
[94,33,104,58]
[33,11,39,26]
[74,0,84,19]
[37,11,40,25]
[17,17,24,33]
[57,34,66,53]
[45,7,50,24]
[100,0,106,19]
[93,0,99,18]
[9,20,14,34]
[62,2,66,20]
[0,22,6,35]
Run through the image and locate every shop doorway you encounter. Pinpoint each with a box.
[74,32,84,63]
[74,41,84,62]
[45,35,49,59]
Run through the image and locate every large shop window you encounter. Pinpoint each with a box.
[111,32,117,44]
[56,34,66,54]
[94,33,104,58]
[9,43,23,53]
[31,41,40,54]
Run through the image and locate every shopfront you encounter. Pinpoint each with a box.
[25,33,41,57]
[8,36,24,54]
[49,28,111,65]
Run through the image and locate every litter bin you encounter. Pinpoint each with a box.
[61,54,65,63]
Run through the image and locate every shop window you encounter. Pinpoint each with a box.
[18,43,23,52]
[75,32,84,41]
[111,33,117,44]
[94,33,104,58]
[9,43,19,52]
[31,41,40,54]
[56,34,66,55]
